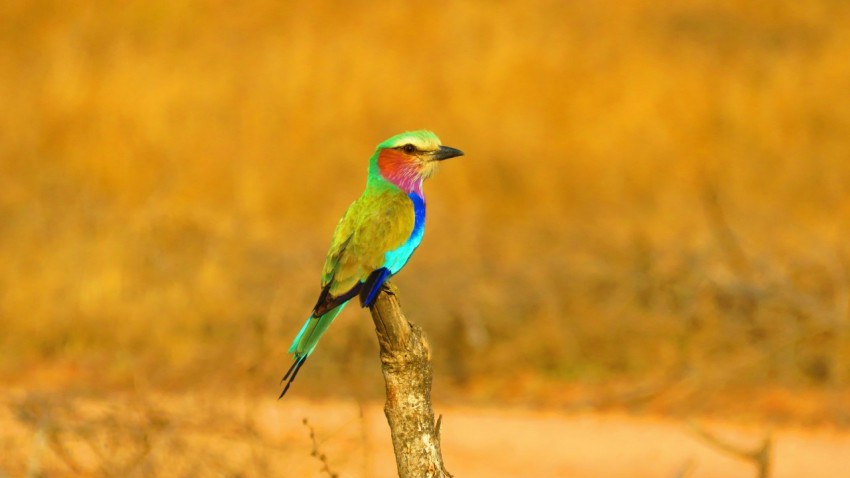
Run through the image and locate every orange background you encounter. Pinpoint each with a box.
[2,1,850,475]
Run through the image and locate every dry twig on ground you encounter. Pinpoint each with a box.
[687,420,771,478]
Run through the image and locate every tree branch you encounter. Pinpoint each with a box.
[369,282,452,478]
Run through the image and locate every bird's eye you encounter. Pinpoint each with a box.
[402,144,416,154]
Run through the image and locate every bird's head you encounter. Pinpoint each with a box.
[369,130,464,195]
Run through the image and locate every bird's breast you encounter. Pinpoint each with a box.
[382,192,426,274]
[408,192,426,241]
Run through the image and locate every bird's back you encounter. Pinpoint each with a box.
[321,183,419,297]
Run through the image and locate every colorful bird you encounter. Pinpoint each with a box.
[279,130,464,398]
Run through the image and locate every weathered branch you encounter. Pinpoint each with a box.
[369,282,452,478]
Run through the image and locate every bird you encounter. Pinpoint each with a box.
[279,130,464,398]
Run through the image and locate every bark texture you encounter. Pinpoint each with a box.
[368,282,451,478]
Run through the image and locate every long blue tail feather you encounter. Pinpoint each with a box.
[279,304,346,398]
[279,355,307,399]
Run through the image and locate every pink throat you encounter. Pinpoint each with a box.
[377,149,424,196]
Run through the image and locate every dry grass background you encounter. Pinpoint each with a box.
[2,0,850,444]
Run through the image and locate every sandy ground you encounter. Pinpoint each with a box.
[1,389,848,477]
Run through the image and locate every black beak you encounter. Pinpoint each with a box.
[431,145,464,161]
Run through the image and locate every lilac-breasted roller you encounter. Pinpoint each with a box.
[279,130,463,398]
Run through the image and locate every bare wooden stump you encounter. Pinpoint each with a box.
[368,282,452,478]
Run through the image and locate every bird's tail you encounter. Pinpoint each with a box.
[279,303,346,398]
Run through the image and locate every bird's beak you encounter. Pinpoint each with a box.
[431,145,464,161]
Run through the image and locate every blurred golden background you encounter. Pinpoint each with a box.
[2,0,850,475]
